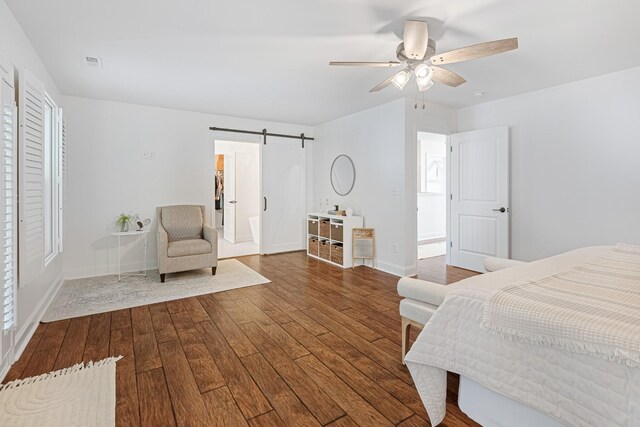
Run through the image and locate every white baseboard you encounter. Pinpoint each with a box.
[12,271,65,369]
[354,259,416,278]
[418,232,446,242]
[64,260,159,280]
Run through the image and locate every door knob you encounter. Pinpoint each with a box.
[492,207,506,213]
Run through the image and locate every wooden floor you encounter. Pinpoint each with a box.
[5,252,480,426]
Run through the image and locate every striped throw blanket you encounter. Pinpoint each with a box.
[482,243,640,367]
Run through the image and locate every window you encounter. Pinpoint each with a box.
[43,93,60,264]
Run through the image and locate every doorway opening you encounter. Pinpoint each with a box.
[417,131,448,264]
[214,140,260,258]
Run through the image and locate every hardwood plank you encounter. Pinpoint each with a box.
[53,316,91,369]
[131,306,162,373]
[150,303,179,344]
[202,386,248,427]
[182,296,209,323]
[83,313,111,362]
[158,339,212,425]
[282,320,414,424]
[22,320,69,377]
[194,320,272,419]
[110,326,140,426]
[199,295,258,358]
[241,353,320,427]
[239,322,344,425]
[295,354,393,427]
[111,309,132,330]
[248,411,286,427]
[137,367,176,427]
[2,324,47,382]
[326,415,361,427]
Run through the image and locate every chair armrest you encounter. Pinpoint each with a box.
[397,277,448,307]
[157,222,168,254]
[203,225,218,257]
[483,257,527,272]
[203,225,217,244]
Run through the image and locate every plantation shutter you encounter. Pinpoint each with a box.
[58,108,65,252]
[1,57,16,331]
[18,69,45,287]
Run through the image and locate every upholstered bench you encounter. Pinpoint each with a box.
[397,257,527,363]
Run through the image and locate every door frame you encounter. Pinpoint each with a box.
[212,138,263,254]
[410,125,453,273]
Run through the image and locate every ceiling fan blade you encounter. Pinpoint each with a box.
[431,66,466,87]
[430,37,518,65]
[403,20,428,60]
[369,72,400,92]
[329,61,402,67]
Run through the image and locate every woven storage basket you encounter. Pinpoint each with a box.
[308,219,319,235]
[330,243,343,265]
[308,237,319,256]
[319,239,331,260]
[319,219,330,238]
[330,224,343,242]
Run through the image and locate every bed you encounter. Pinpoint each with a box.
[404,245,640,427]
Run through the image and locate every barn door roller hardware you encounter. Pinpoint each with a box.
[209,126,314,148]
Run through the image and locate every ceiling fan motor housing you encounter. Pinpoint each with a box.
[396,39,436,62]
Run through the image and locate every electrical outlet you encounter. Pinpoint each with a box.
[391,187,398,196]
[141,151,155,160]
[393,243,399,254]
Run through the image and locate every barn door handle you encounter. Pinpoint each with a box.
[264,197,267,211]
[492,207,506,213]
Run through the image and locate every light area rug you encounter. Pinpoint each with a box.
[418,241,447,259]
[43,259,270,322]
[0,356,121,427]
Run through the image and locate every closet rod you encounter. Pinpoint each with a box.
[209,126,314,147]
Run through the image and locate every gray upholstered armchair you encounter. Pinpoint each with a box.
[156,205,218,283]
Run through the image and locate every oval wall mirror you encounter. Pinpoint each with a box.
[330,155,355,196]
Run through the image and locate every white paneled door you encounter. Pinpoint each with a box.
[449,126,510,272]
[261,139,306,254]
[223,152,237,244]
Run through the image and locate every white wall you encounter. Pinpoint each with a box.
[63,95,312,279]
[458,65,640,261]
[0,0,65,358]
[313,98,456,276]
[417,133,447,242]
[215,141,260,242]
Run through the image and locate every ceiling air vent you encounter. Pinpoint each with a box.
[84,56,103,68]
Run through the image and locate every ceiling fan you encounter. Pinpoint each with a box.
[330,20,518,93]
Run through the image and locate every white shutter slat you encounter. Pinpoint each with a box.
[18,69,45,287]
[58,110,65,252]
[1,55,17,334]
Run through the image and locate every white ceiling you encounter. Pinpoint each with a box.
[6,0,640,125]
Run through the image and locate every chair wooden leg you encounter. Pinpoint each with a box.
[212,267,217,275]
[160,273,165,283]
[402,316,411,365]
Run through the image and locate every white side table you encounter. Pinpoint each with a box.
[111,230,149,281]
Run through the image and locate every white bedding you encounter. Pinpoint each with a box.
[405,246,640,427]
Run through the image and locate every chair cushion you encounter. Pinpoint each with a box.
[162,206,203,241]
[400,298,439,325]
[167,239,212,258]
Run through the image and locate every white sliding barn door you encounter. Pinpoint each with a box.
[18,69,45,287]
[223,152,237,244]
[261,139,306,254]
[449,126,510,272]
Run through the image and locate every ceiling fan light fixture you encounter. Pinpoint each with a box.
[391,70,410,90]
[414,63,432,79]
[416,76,434,92]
